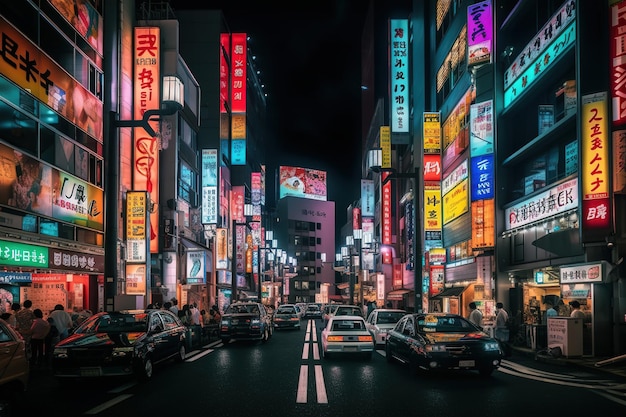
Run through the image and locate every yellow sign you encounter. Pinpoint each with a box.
[424,187,442,231]
[443,179,468,224]
[380,126,391,168]
[423,112,441,153]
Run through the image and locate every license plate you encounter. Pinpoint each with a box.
[459,360,475,368]
[344,346,357,352]
[80,367,102,377]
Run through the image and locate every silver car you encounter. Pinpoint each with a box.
[365,309,407,347]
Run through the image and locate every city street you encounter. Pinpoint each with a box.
[18,319,626,416]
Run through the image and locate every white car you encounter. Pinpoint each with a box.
[365,308,407,347]
[321,315,374,360]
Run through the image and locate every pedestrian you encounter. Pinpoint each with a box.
[569,300,585,319]
[30,308,50,369]
[180,304,191,325]
[190,303,202,327]
[15,299,35,355]
[49,304,73,340]
[468,302,483,327]
[5,302,20,328]
[545,302,558,318]
[169,298,179,316]
[494,302,509,341]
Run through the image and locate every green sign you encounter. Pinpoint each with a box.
[0,240,48,267]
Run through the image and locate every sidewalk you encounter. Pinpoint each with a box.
[511,345,626,379]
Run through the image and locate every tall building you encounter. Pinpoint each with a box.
[355,0,625,356]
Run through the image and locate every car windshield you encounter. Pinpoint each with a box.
[78,313,149,334]
[377,312,406,324]
[417,315,474,333]
[226,304,258,314]
[331,319,365,331]
[335,307,362,316]
[276,307,296,314]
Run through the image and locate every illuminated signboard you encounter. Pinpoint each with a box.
[467,0,493,67]
[381,172,392,264]
[470,100,494,157]
[470,154,494,201]
[215,228,228,270]
[186,251,206,284]
[279,166,327,201]
[390,19,409,133]
[231,33,247,165]
[125,264,146,296]
[126,191,148,263]
[505,178,578,230]
[443,179,469,224]
[611,1,626,126]
[471,199,495,249]
[0,240,48,267]
[504,21,575,108]
[0,17,103,141]
[201,149,218,224]
[380,126,391,168]
[361,179,375,217]
[581,92,611,237]
[423,112,441,154]
[133,27,160,253]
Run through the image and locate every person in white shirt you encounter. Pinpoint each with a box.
[48,304,73,340]
[494,302,509,342]
[468,302,483,327]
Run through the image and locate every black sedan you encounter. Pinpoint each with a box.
[385,313,503,377]
[51,309,187,381]
[219,302,273,343]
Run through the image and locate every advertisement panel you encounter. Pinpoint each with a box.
[470,154,494,201]
[48,0,103,55]
[133,27,160,253]
[380,126,391,168]
[467,0,493,67]
[361,179,375,217]
[469,100,494,157]
[201,149,218,224]
[389,19,409,133]
[471,199,495,249]
[443,179,469,224]
[611,1,626,126]
[423,154,442,182]
[0,17,103,141]
[424,187,442,232]
[215,228,228,270]
[614,130,626,194]
[279,166,327,201]
[581,93,611,237]
[126,191,148,263]
[125,264,146,296]
[186,251,206,284]
[423,112,441,153]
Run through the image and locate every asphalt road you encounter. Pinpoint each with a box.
[17,319,626,416]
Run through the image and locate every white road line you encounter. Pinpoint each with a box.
[83,394,133,415]
[185,349,214,362]
[296,365,308,403]
[314,364,328,403]
[311,322,318,342]
[302,342,309,360]
[107,381,136,394]
[313,342,320,361]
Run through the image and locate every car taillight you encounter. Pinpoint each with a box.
[358,335,373,342]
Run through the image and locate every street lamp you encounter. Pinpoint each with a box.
[105,75,184,311]
[367,148,423,313]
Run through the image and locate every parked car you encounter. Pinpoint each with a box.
[321,315,374,359]
[0,318,29,414]
[365,308,407,347]
[303,303,323,320]
[51,309,187,382]
[385,313,504,377]
[220,302,273,343]
[273,304,301,330]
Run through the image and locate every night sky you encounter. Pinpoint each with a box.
[168,1,368,220]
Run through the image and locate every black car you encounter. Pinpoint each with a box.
[385,313,504,377]
[273,304,301,330]
[220,302,273,343]
[51,309,187,381]
[303,303,323,320]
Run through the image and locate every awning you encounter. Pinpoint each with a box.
[387,289,412,300]
[532,228,584,257]
[328,295,343,301]
[431,286,466,299]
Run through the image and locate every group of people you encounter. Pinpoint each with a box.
[0,300,84,369]
[155,298,222,328]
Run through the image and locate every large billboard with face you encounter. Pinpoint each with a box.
[279,166,327,201]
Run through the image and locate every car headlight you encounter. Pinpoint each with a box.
[112,347,134,357]
[425,344,446,352]
[484,342,500,351]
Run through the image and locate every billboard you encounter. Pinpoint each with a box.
[278,166,327,201]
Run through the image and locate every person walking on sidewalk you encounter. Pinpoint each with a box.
[30,308,50,369]
[468,302,483,327]
[569,300,585,319]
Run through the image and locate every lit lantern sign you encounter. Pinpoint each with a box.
[381,172,392,264]
[133,26,160,253]
[231,33,247,165]
[581,92,611,238]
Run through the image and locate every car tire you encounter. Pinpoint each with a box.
[175,343,186,362]
[137,356,153,382]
